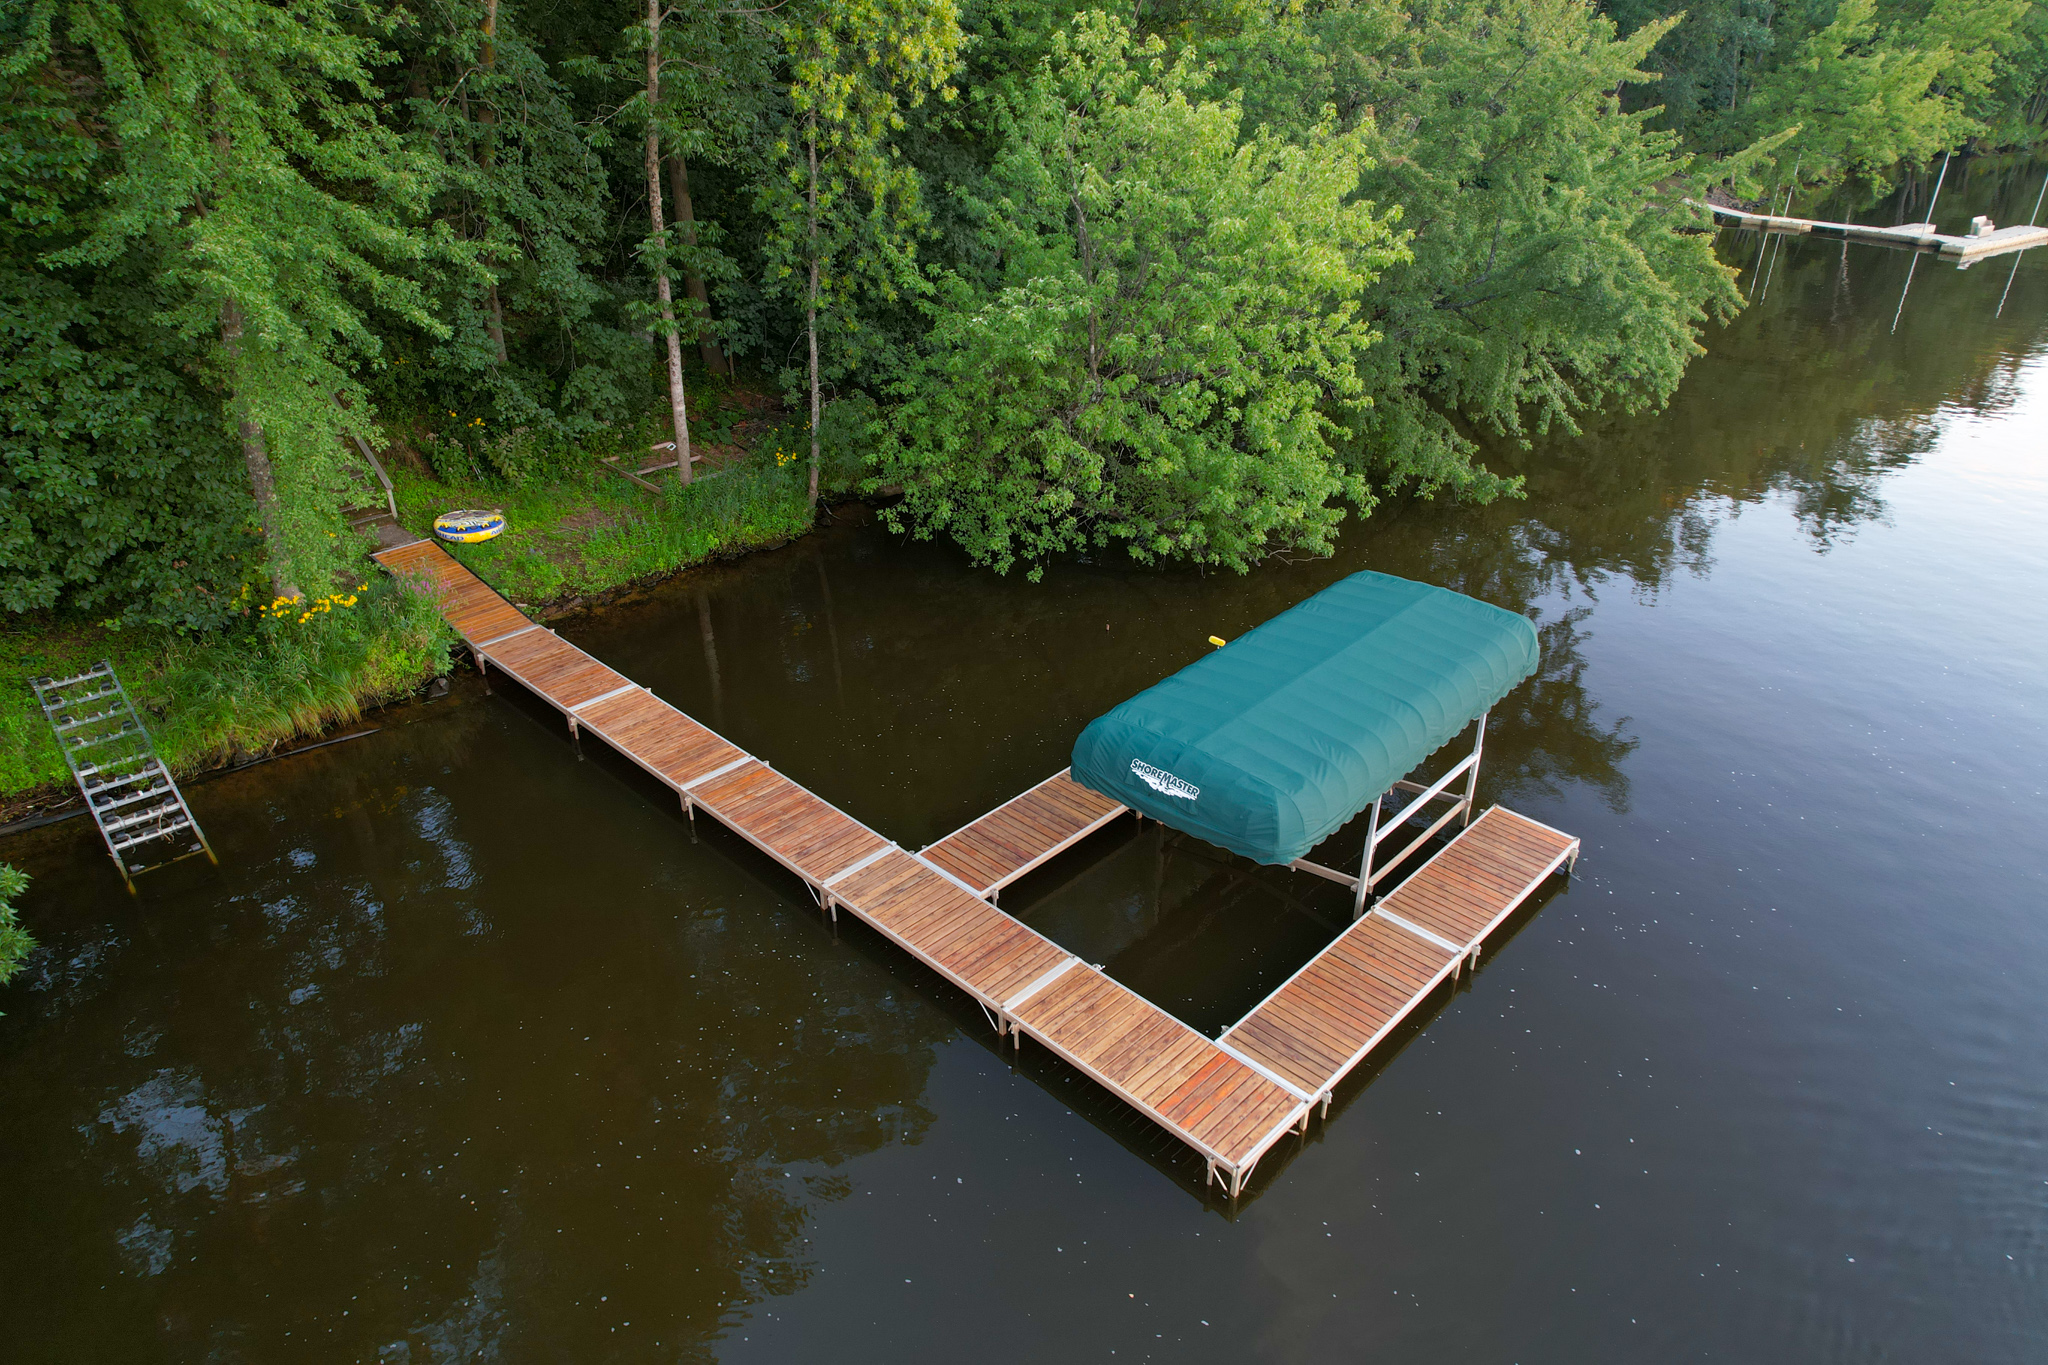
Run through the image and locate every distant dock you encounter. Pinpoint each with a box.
[1696,200,2048,265]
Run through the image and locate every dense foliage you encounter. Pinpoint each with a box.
[3,0,2041,614]
[0,863,31,999]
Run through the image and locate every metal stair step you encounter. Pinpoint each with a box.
[91,782,175,815]
[79,756,159,786]
[54,705,132,734]
[110,816,193,852]
[41,683,121,713]
[103,800,186,836]
[36,664,113,691]
[67,722,140,751]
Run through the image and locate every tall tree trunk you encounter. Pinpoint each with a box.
[644,0,693,483]
[478,0,508,364]
[664,153,727,376]
[806,116,821,509]
[218,298,299,602]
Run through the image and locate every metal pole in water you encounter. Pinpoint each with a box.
[1891,253,1919,334]
[1760,161,1801,302]
[1996,165,2048,319]
[1747,175,1779,298]
[1924,149,1953,229]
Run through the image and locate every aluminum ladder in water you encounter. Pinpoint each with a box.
[31,662,215,891]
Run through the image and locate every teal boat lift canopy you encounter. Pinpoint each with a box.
[1071,571,1539,905]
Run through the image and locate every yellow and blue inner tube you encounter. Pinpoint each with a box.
[433,509,506,544]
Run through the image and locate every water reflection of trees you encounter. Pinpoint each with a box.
[0,699,957,1360]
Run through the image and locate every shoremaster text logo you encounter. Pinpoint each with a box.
[1130,759,1199,801]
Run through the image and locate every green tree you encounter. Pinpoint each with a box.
[763,0,962,506]
[875,15,1404,577]
[11,0,451,600]
[1223,0,1744,496]
[0,64,253,627]
[1737,0,2026,184]
[377,0,619,444]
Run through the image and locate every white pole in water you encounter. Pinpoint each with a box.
[1996,165,2048,320]
[1892,253,1919,334]
[1760,158,1802,302]
[1923,149,1953,229]
[1892,151,1951,335]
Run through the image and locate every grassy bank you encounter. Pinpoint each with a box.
[0,576,456,811]
[2,407,850,811]
[391,443,821,611]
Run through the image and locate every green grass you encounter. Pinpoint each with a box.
[394,447,818,606]
[0,577,455,801]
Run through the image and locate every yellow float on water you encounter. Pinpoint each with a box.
[433,509,506,543]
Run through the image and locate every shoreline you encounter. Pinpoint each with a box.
[0,472,862,830]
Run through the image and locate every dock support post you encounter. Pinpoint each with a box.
[1352,797,1382,920]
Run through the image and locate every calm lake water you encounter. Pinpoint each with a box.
[4,161,2046,1363]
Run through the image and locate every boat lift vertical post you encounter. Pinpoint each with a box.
[1462,709,1490,827]
[1351,796,1382,920]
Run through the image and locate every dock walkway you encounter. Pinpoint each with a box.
[375,538,1577,1196]
[921,770,1125,901]
[1220,809,1577,1102]
[1697,200,2048,263]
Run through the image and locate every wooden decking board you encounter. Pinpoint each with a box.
[978,945,1070,1001]
[1090,1014,1182,1084]
[1160,1058,1245,1130]
[868,875,973,935]
[1124,1035,1214,1105]
[1233,1021,1344,1087]
[1186,1065,1269,1134]
[1309,934,1436,1001]
[1227,1046,1323,1102]
[1207,1075,1300,1150]
[379,540,1575,1194]
[1070,998,1162,1065]
[1329,935,1448,996]
[937,918,1039,979]
[1269,970,1400,1037]
[1026,975,1120,1045]
[1252,991,1388,1063]
[925,906,1023,969]
[922,770,1126,896]
[1130,1052,1214,1114]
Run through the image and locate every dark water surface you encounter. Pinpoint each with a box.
[5,163,2046,1363]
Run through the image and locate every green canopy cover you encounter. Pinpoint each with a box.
[1070,571,1540,866]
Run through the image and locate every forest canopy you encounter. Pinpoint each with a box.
[3,0,2042,616]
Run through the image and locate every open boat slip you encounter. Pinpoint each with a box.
[375,539,1577,1196]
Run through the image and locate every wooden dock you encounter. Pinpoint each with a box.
[1697,200,2048,264]
[921,770,1125,901]
[374,538,1580,1197]
[1220,808,1577,1102]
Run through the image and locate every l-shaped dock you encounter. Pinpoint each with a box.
[375,539,1577,1196]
